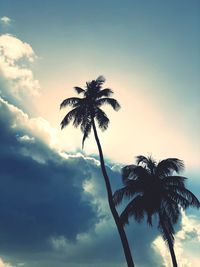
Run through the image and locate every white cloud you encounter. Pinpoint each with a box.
[0,16,11,25]
[0,34,34,61]
[0,34,40,98]
[0,258,14,267]
[17,134,35,143]
[0,95,103,166]
[152,210,200,267]
[176,211,200,242]
[0,97,59,150]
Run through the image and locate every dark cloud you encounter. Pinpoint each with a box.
[0,98,99,254]
[1,97,191,267]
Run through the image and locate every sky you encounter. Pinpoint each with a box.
[0,0,200,266]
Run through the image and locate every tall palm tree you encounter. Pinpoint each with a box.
[113,155,200,267]
[60,76,135,267]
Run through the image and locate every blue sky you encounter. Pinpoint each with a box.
[0,1,200,266]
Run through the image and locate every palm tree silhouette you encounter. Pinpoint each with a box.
[60,76,135,267]
[113,155,200,267]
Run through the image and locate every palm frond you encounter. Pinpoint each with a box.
[169,186,200,208]
[85,80,101,97]
[96,88,113,98]
[120,195,145,226]
[159,220,175,246]
[147,213,153,226]
[161,196,180,224]
[156,158,184,177]
[60,108,79,129]
[146,156,157,174]
[135,155,149,166]
[163,176,187,187]
[167,191,192,210]
[74,87,85,94]
[72,112,84,128]
[158,210,175,246]
[79,111,92,148]
[60,97,82,109]
[96,98,120,111]
[95,108,109,131]
[96,75,106,84]
[113,183,140,206]
[82,122,92,148]
[122,165,137,182]
[135,155,157,174]
[122,165,149,184]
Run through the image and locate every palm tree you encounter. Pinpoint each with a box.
[113,155,200,267]
[60,76,135,267]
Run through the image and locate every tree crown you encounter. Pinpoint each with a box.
[60,76,120,147]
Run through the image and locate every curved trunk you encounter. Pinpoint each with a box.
[158,212,178,267]
[92,119,135,267]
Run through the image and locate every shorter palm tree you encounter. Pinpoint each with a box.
[113,155,200,267]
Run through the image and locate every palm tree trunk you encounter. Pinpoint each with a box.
[168,241,178,267]
[92,119,135,267]
[159,213,178,267]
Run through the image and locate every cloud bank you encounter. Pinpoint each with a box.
[152,209,200,267]
[0,96,165,267]
[0,34,40,101]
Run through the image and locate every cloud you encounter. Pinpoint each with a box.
[0,34,40,100]
[0,96,164,267]
[0,17,11,26]
[1,95,199,267]
[2,94,199,267]
[0,97,58,151]
[176,210,200,243]
[0,97,99,258]
[0,258,13,267]
[152,210,200,267]
[0,96,135,266]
